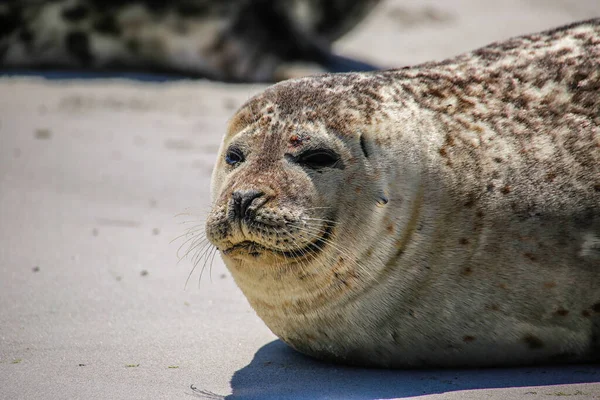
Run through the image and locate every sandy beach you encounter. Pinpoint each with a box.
[1,1,599,399]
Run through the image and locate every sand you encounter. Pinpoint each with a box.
[1,1,599,399]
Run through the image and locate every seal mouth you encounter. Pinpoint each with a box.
[222,223,334,260]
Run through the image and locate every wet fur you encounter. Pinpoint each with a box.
[206,19,600,367]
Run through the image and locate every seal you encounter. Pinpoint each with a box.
[0,0,379,82]
[205,19,600,367]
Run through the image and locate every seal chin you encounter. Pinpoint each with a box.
[222,224,334,262]
[221,241,269,258]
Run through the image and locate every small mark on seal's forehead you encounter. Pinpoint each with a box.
[289,134,309,147]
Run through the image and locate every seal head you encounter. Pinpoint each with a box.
[207,19,600,367]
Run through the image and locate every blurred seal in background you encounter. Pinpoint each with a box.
[0,0,380,82]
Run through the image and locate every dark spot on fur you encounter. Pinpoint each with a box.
[94,16,121,36]
[459,238,469,245]
[65,31,94,65]
[18,29,33,44]
[62,5,89,21]
[463,335,476,343]
[593,184,600,192]
[461,267,473,276]
[126,39,140,53]
[500,185,511,194]
[493,157,503,163]
[545,172,557,182]
[486,183,495,192]
[498,283,508,290]
[175,4,209,16]
[333,271,349,287]
[582,309,592,317]
[573,208,597,229]
[487,304,500,311]
[554,308,569,317]
[523,334,544,350]
[359,135,369,158]
[438,147,447,157]
[524,252,537,261]
[464,196,476,208]
[543,282,557,289]
[387,224,394,234]
[0,8,22,39]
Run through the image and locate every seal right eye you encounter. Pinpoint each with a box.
[225,147,244,166]
[296,149,341,170]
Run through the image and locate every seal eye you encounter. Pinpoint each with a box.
[225,147,244,166]
[297,149,340,170]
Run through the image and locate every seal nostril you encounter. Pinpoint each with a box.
[232,190,264,219]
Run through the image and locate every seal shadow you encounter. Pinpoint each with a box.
[224,340,599,400]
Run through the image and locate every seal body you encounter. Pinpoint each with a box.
[0,0,379,82]
[206,19,600,367]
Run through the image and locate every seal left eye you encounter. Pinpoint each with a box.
[225,147,244,166]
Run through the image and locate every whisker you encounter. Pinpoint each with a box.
[301,217,337,224]
[185,235,210,259]
[189,240,211,266]
[208,246,219,283]
[172,227,205,251]
[176,232,207,260]
[187,242,217,289]
[197,247,211,286]
[171,231,191,246]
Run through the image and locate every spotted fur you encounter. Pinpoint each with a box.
[0,0,379,82]
[206,19,600,367]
